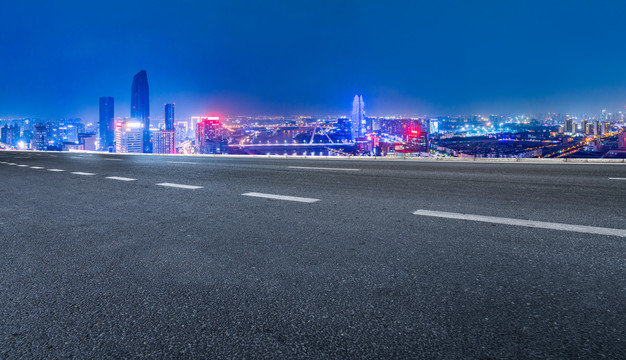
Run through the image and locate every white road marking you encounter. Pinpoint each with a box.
[242,192,320,203]
[71,172,96,176]
[7,163,17,165]
[412,209,626,238]
[48,169,65,172]
[106,176,136,181]
[104,158,122,161]
[30,166,44,169]
[288,166,360,171]
[167,161,198,164]
[156,182,203,189]
[609,177,626,180]
[17,164,29,167]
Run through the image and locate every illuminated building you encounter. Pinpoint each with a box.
[176,121,188,143]
[351,95,365,139]
[564,118,574,134]
[190,116,202,138]
[79,133,97,151]
[115,121,144,153]
[165,103,175,131]
[33,123,48,150]
[152,130,176,154]
[1,124,20,146]
[131,70,150,152]
[581,119,588,135]
[430,119,439,134]
[99,97,115,152]
[196,116,228,154]
[405,122,429,152]
[335,118,352,140]
[594,121,602,136]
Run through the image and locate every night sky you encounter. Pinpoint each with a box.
[2,0,626,121]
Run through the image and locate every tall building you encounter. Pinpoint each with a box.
[99,97,115,152]
[351,95,365,140]
[33,123,48,150]
[1,124,20,146]
[165,103,175,131]
[152,130,176,154]
[196,116,227,154]
[115,121,144,153]
[564,118,574,134]
[581,119,588,135]
[594,121,602,136]
[131,70,150,153]
[190,116,202,138]
[176,121,188,143]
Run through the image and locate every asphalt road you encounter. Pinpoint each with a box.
[1,150,625,359]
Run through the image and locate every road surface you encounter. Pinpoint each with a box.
[1,151,624,358]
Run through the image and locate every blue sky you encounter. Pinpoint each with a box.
[2,0,626,120]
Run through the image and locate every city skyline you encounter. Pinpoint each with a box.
[3,1,626,120]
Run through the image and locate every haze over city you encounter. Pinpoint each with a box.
[3,0,626,120]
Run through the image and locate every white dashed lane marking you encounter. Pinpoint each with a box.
[106,176,136,181]
[17,164,29,167]
[288,166,360,172]
[104,158,122,161]
[609,177,626,180]
[30,166,44,169]
[71,172,96,176]
[48,169,65,172]
[156,183,203,189]
[412,209,626,238]
[242,192,320,203]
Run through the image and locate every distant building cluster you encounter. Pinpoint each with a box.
[1,74,624,159]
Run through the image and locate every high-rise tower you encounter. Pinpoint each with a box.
[351,95,365,140]
[98,97,114,152]
[165,103,175,131]
[131,70,150,152]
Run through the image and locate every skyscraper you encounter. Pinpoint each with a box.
[165,103,175,131]
[99,97,115,152]
[131,70,150,152]
[351,95,365,140]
